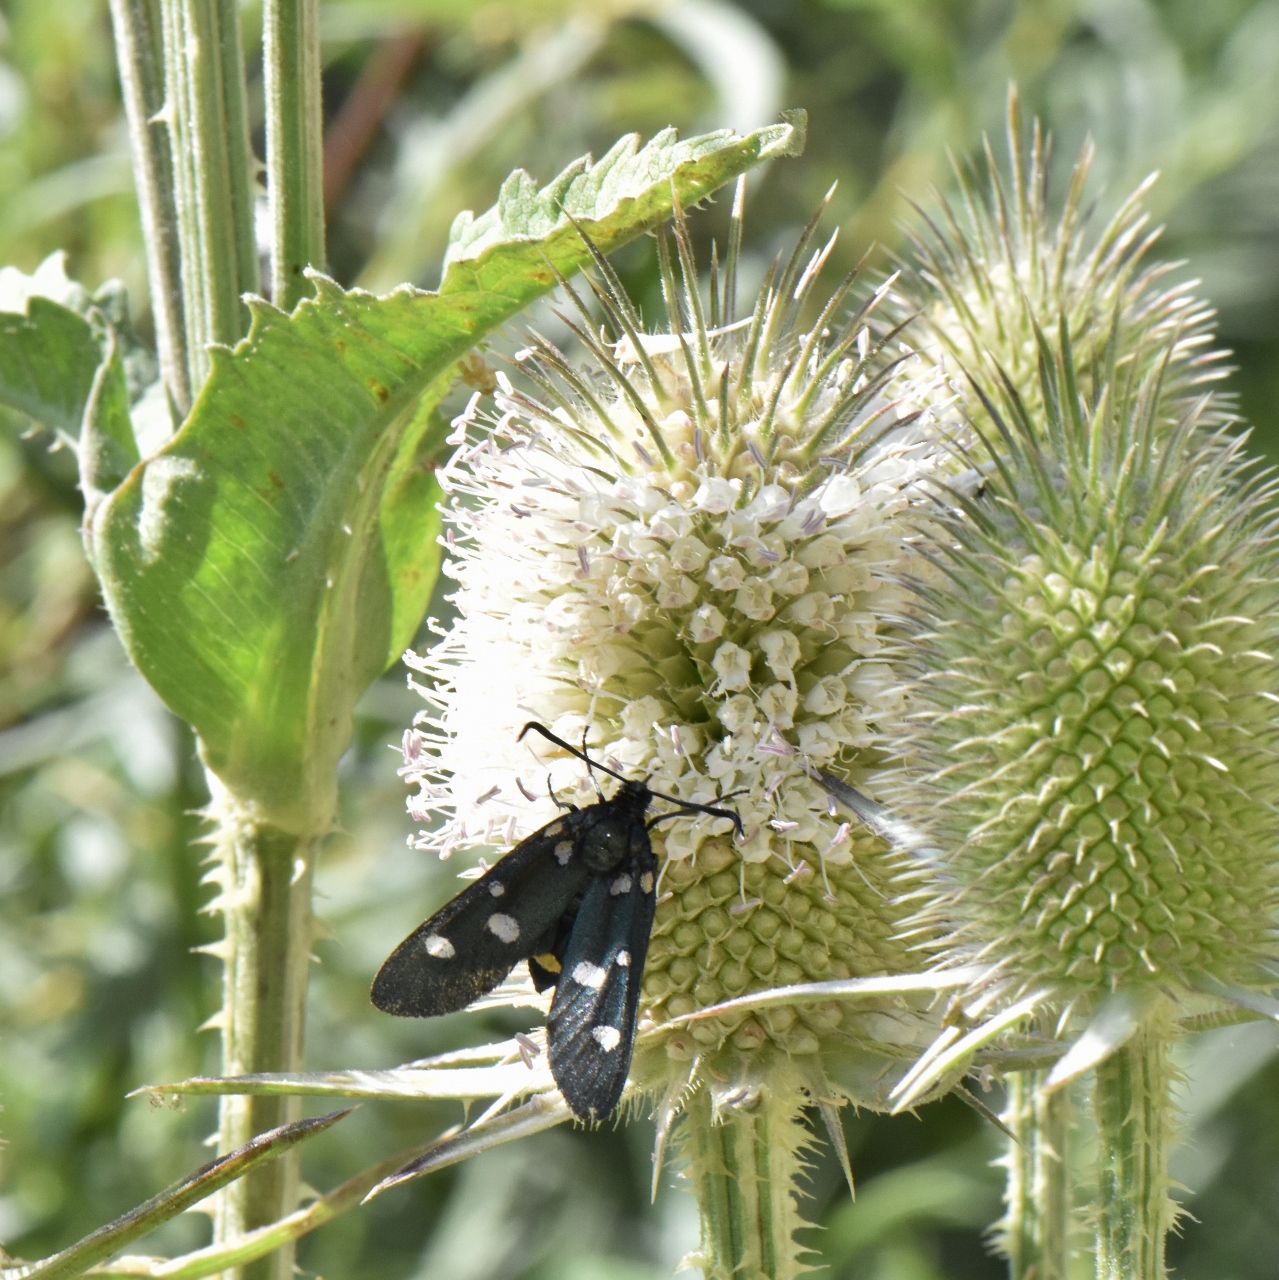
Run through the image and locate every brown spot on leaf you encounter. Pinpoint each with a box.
[458,350,497,393]
[230,413,246,429]
[268,470,285,489]
[368,378,390,404]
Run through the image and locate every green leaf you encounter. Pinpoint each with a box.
[89,116,805,832]
[0,294,104,440]
[5,1109,351,1280]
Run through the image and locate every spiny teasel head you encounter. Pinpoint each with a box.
[886,89,1227,448]
[399,187,958,1159]
[891,213,1279,1011]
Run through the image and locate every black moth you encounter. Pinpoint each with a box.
[371,722,743,1120]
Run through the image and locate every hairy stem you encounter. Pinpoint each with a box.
[106,0,191,415]
[262,0,325,311]
[204,781,319,1280]
[1094,1020,1179,1280]
[1001,1070,1070,1280]
[156,0,258,395]
[681,1070,813,1280]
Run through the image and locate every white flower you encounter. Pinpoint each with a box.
[401,196,954,1188]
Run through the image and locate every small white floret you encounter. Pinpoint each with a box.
[592,1025,622,1052]
[424,934,455,959]
[486,913,520,943]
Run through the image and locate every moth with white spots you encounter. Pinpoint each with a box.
[371,722,742,1120]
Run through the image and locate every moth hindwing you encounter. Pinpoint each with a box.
[548,837,658,1120]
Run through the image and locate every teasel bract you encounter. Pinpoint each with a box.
[886,94,1279,1280]
[397,184,967,1278]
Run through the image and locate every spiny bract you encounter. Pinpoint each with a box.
[890,115,1279,1007]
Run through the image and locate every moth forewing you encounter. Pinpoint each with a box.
[371,809,595,1017]
[548,842,658,1119]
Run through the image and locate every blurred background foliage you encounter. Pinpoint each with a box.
[2,0,1279,1276]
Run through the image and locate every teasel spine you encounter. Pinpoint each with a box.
[886,90,1279,1280]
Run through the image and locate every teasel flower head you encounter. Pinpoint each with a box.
[398,186,962,1274]
[883,100,1279,1088]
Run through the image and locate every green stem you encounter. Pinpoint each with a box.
[1002,1070,1070,1280]
[106,0,191,416]
[156,0,258,396]
[1094,1023,1178,1280]
[262,0,325,311]
[682,1070,812,1280]
[204,782,319,1280]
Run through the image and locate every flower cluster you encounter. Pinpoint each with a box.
[400,196,946,1073]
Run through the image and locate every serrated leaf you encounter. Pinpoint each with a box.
[5,1110,351,1280]
[0,253,155,448]
[0,295,104,441]
[88,115,804,832]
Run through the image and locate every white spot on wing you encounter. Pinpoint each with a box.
[486,913,520,943]
[424,934,455,959]
[554,841,573,865]
[572,961,606,988]
[640,872,654,893]
[546,821,564,837]
[616,950,631,967]
[489,882,505,897]
[592,1025,622,1052]
[610,873,632,896]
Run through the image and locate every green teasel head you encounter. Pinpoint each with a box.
[887,111,1279,1014]
[887,88,1225,454]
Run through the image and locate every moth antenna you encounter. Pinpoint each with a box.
[519,721,632,787]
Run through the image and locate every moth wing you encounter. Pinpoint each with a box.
[547,845,657,1120]
[371,811,593,1017]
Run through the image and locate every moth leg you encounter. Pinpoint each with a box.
[547,777,578,813]
[648,804,740,831]
[581,726,606,802]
